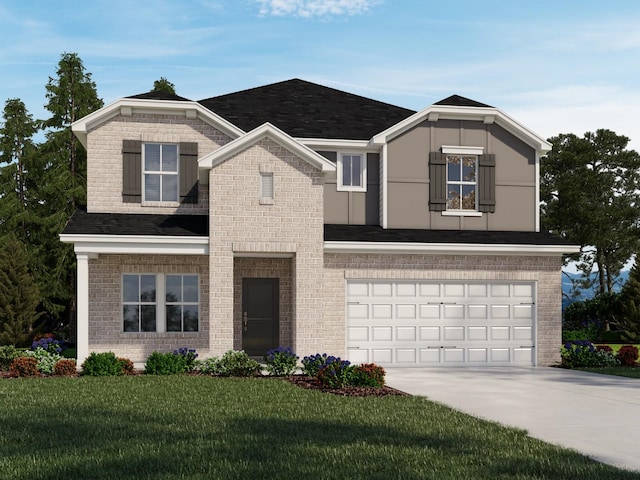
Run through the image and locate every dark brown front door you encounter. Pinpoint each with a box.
[242,278,279,356]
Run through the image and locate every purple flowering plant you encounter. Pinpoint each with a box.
[264,346,298,376]
[31,336,62,354]
[172,347,198,372]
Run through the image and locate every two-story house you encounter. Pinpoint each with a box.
[61,79,577,368]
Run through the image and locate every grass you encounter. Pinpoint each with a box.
[578,366,640,378]
[1,376,638,480]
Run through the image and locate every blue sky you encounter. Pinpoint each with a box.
[1,0,640,150]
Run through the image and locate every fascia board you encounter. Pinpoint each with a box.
[371,105,551,154]
[60,234,209,255]
[71,98,245,148]
[324,241,580,256]
[199,123,336,172]
[296,138,377,151]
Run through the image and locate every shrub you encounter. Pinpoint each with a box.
[9,356,39,377]
[81,352,124,376]
[596,345,614,353]
[23,347,62,375]
[0,345,20,371]
[53,359,77,376]
[560,340,619,368]
[264,347,298,376]
[316,357,353,388]
[301,353,331,377]
[196,357,220,375]
[173,347,198,372]
[350,363,386,387]
[31,334,62,354]
[144,351,186,375]
[616,345,639,367]
[118,357,135,375]
[216,350,260,377]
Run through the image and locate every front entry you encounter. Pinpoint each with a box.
[242,278,279,356]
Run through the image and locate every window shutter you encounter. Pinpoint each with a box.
[179,142,198,204]
[429,152,447,211]
[478,154,496,213]
[122,140,142,203]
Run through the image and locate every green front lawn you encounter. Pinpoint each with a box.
[0,376,636,480]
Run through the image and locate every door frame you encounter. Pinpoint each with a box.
[241,277,279,356]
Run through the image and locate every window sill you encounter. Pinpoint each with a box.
[336,185,367,193]
[259,198,275,205]
[441,211,483,217]
[141,201,180,208]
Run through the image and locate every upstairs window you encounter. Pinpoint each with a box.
[143,143,179,203]
[446,154,477,210]
[338,153,366,192]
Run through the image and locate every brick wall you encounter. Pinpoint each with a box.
[85,113,231,214]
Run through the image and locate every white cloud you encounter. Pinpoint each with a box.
[255,0,379,17]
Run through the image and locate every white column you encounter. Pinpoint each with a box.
[75,252,91,366]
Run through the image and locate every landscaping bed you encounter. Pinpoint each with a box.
[286,374,407,396]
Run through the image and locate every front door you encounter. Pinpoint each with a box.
[242,278,279,357]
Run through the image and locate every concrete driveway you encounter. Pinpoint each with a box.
[385,367,640,472]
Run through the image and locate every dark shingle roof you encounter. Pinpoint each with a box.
[198,79,416,140]
[127,91,192,102]
[62,209,207,236]
[324,224,571,246]
[434,95,493,108]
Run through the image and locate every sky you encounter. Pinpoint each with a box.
[1,0,640,151]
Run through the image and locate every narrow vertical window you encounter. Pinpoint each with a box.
[446,154,477,210]
[261,172,274,200]
[143,143,178,202]
[166,275,199,332]
[122,274,157,332]
[338,153,366,191]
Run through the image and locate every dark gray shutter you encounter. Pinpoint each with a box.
[478,154,496,213]
[429,152,447,211]
[179,142,198,204]
[122,140,142,203]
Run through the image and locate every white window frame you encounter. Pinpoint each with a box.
[337,152,367,192]
[122,274,158,333]
[441,146,483,217]
[165,274,200,332]
[259,172,274,205]
[122,273,199,333]
[142,143,179,204]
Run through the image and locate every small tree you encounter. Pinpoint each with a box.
[617,256,640,341]
[152,77,176,95]
[0,233,42,346]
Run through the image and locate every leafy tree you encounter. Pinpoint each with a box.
[152,77,176,95]
[541,129,640,295]
[0,98,38,241]
[0,233,42,346]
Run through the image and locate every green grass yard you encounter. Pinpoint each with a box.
[0,376,637,480]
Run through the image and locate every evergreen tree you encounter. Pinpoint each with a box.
[152,77,176,95]
[618,256,640,341]
[0,233,42,346]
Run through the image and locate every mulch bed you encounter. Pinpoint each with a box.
[286,375,408,397]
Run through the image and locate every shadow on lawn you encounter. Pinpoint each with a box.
[2,405,635,480]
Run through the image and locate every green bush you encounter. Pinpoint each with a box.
[196,357,221,375]
[561,341,619,368]
[316,358,353,388]
[216,350,260,377]
[53,359,77,376]
[301,353,331,377]
[172,347,199,372]
[9,356,39,377]
[264,347,298,376]
[81,352,124,376]
[23,347,62,375]
[0,345,20,371]
[350,363,386,387]
[144,351,186,375]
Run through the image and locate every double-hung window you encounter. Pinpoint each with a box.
[338,153,366,192]
[122,273,199,333]
[144,143,178,202]
[446,154,477,211]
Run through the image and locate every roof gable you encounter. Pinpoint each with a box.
[199,122,336,172]
[198,79,415,141]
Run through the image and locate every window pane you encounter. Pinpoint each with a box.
[145,174,160,201]
[162,174,178,202]
[351,155,361,187]
[123,275,139,303]
[447,185,461,210]
[162,145,178,172]
[141,305,156,332]
[140,275,156,302]
[462,185,476,209]
[462,156,476,182]
[183,275,199,303]
[166,305,182,332]
[261,173,274,199]
[183,305,199,332]
[123,305,139,332]
[166,275,182,303]
[342,156,352,186]
[447,155,461,181]
[145,144,161,171]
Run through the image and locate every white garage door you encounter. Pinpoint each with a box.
[346,281,536,366]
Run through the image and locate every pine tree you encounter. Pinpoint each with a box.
[617,256,640,341]
[0,233,42,346]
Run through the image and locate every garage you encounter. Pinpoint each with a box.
[346,280,536,366]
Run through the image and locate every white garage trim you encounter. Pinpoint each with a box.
[346,280,537,367]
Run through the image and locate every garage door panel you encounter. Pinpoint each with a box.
[346,281,536,367]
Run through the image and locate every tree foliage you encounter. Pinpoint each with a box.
[152,77,176,95]
[617,256,640,341]
[541,130,640,295]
